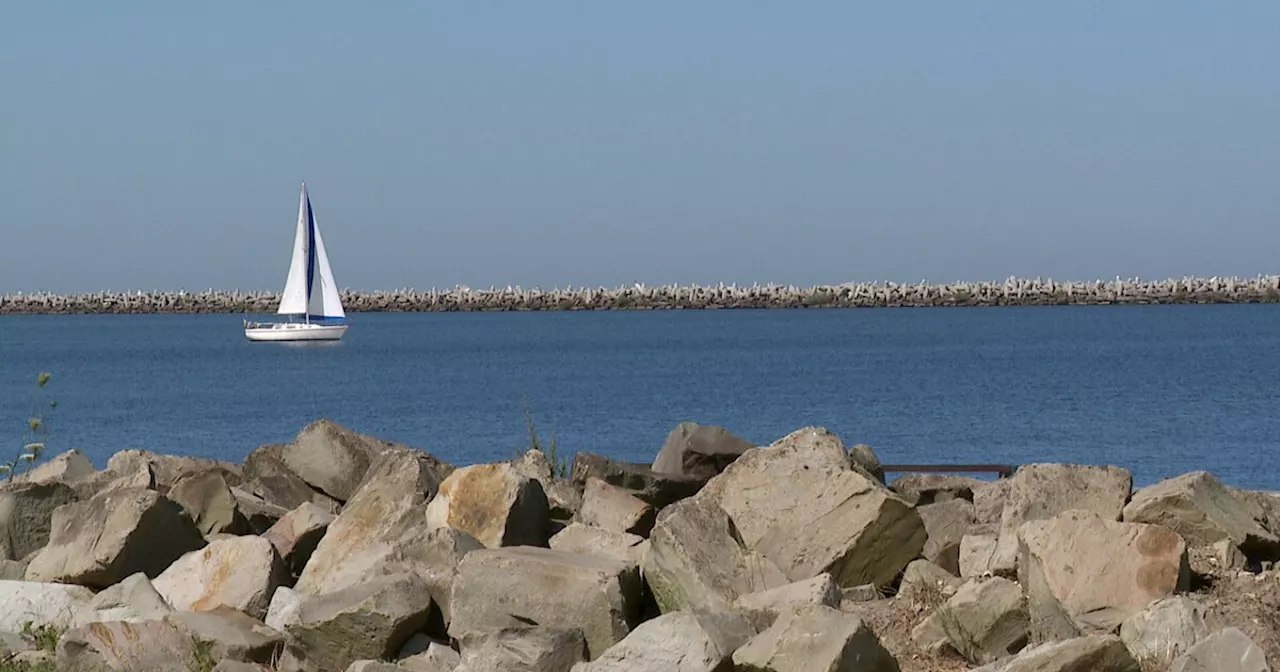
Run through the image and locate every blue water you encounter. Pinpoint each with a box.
[2,305,1279,490]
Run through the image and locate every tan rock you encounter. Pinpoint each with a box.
[1123,471,1280,562]
[730,605,899,672]
[511,448,582,520]
[57,619,198,671]
[570,452,705,510]
[970,635,1139,672]
[918,498,975,575]
[166,607,287,665]
[262,502,335,576]
[0,481,77,560]
[72,572,174,626]
[287,573,436,672]
[650,421,754,481]
[457,626,585,672]
[1119,596,1219,664]
[549,522,646,565]
[15,448,94,485]
[935,577,1030,665]
[426,462,551,548]
[897,559,962,605]
[153,535,289,620]
[169,469,250,536]
[1168,626,1269,672]
[732,574,842,631]
[576,478,655,537]
[107,448,242,494]
[889,473,987,507]
[573,609,755,672]
[960,533,1000,578]
[241,443,341,514]
[0,579,95,632]
[279,419,393,502]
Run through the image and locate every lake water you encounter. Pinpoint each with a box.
[2,305,1279,490]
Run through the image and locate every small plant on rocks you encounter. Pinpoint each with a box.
[3,372,56,482]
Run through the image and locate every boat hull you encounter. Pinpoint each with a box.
[244,322,348,342]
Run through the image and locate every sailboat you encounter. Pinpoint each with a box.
[244,183,349,342]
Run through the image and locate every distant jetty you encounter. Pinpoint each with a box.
[3,275,1280,314]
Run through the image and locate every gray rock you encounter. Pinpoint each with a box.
[572,609,755,672]
[107,449,242,494]
[0,481,77,560]
[398,634,460,672]
[910,613,951,656]
[971,634,1140,672]
[511,449,582,521]
[346,662,408,672]
[570,452,706,510]
[280,419,397,502]
[650,422,754,481]
[425,462,551,548]
[1124,471,1280,562]
[918,498,975,575]
[73,572,174,626]
[242,443,341,514]
[169,469,250,536]
[960,533,1000,579]
[1018,510,1189,643]
[1168,627,1270,672]
[848,442,886,482]
[935,577,1030,665]
[1119,596,1219,664]
[287,572,436,672]
[841,584,881,602]
[57,618,198,671]
[15,448,95,485]
[167,607,287,665]
[152,534,289,620]
[973,478,1011,525]
[730,605,899,672]
[732,574,842,630]
[889,473,987,507]
[991,463,1133,575]
[897,559,962,605]
[233,487,292,534]
[262,501,335,576]
[548,523,646,565]
[0,558,28,580]
[456,626,585,672]
[450,547,643,660]
[0,579,95,632]
[265,586,301,632]
[575,478,655,537]
[24,486,205,588]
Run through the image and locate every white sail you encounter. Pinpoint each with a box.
[307,212,346,319]
[277,184,312,315]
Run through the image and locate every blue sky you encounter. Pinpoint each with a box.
[3,2,1278,292]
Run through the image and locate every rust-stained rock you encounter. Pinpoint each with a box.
[425,462,550,548]
[57,619,198,671]
[152,535,289,620]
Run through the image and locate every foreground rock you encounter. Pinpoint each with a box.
[730,605,899,672]
[1168,626,1270,672]
[1119,596,1219,663]
[286,572,435,671]
[169,469,251,536]
[1123,471,1280,562]
[167,607,287,665]
[731,574,842,630]
[0,481,77,560]
[57,619,199,671]
[450,546,644,660]
[917,497,976,575]
[152,535,289,620]
[549,522,647,565]
[25,486,205,588]
[262,501,335,576]
[73,572,174,626]
[242,443,341,514]
[576,478,656,537]
[934,577,1030,664]
[573,609,755,672]
[650,421,754,481]
[971,634,1140,671]
[1018,510,1189,642]
[425,462,551,548]
[890,473,988,507]
[0,579,94,632]
[511,448,582,521]
[457,626,586,672]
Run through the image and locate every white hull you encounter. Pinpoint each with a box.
[244,322,348,342]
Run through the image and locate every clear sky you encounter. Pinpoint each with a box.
[3,3,1278,293]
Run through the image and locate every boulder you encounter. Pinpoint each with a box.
[918,498,975,575]
[897,559,962,605]
[0,481,77,560]
[169,469,250,536]
[0,558,28,580]
[68,457,155,501]
[730,605,899,672]
[233,488,292,534]
[282,419,448,503]
[570,452,705,510]
[576,478,655,537]
[0,579,95,632]
[265,586,302,632]
[573,609,755,672]
[973,477,1012,525]
[263,502,335,577]
[57,619,199,671]
[991,463,1133,575]
[107,449,242,494]
[242,443,341,514]
[1168,626,1270,672]
[152,535,289,620]
[650,422,754,481]
[167,607,287,665]
[732,574,842,631]
[698,426,925,588]
[642,495,787,613]
[934,577,1030,665]
[24,487,205,588]
[295,447,444,595]
[15,448,95,485]
[1119,596,1219,664]
[1018,510,1189,642]
[1123,471,1280,562]
[450,547,644,660]
[960,534,1000,578]
[456,626,585,672]
[398,634,461,671]
[970,635,1140,672]
[511,449,582,520]
[425,462,551,548]
[889,473,987,507]
[72,572,174,626]
[286,572,435,672]
[848,443,886,482]
[549,522,646,565]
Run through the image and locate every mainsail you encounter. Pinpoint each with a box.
[277,183,345,321]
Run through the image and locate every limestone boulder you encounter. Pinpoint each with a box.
[549,523,646,565]
[169,469,250,536]
[918,498,975,575]
[699,426,925,588]
[0,559,26,580]
[15,448,95,485]
[991,463,1133,575]
[425,462,551,548]
[265,586,301,632]
[397,634,460,671]
[570,452,705,510]
[973,478,1012,525]
[233,487,291,534]
[934,577,1030,665]
[152,535,289,620]
[263,502,335,577]
[960,533,1000,578]
[72,572,174,626]
[511,448,582,520]
[24,487,205,588]
[456,626,585,672]
[283,419,451,504]
[107,448,242,494]
[57,619,199,671]
[889,473,987,507]
[971,635,1140,672]
[1119,596,1219,664]
[848,442,886,482]
[450,547,644,660]
[67,456,156,501]
[650,422,754,481]
[732,574,842,631]
[1123,471,1280,562]
[167,607,287,665]
[0,579,95,632]
[576,478,655,537]
[1018,510,1189,642]
[286,572,435,672]
[730,605,899,672]
[572,609,755,672]
[1168,627,1270,672]
[642,495,787,613]
[242,443,341,514]
[0,481,77,560]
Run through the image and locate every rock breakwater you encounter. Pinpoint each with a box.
[0,419,1277,670]
[4,275,1280,314]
